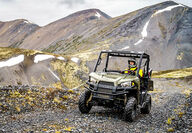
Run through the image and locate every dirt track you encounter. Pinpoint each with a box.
[0,78,191,133]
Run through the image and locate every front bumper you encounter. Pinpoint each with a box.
[85,81,136,100]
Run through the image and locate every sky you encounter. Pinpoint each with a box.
[0,0,191,26]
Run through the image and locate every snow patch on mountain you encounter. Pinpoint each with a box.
[71,57,80,64]
[24,20,30,24]
[134,3,184,46]
[95,12,101,19]
[57,56,65,60]
[153,4,184,16]
[23,20,34,24]
[0,55,24,68]
[34,54,55,63]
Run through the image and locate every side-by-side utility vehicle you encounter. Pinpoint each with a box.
[78,50,153,122]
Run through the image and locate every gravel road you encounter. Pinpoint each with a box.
[0,78,191,133]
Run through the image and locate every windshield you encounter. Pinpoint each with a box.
[107,56,139,72]
[95,53,145,73]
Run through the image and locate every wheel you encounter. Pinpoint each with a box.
[141,94,151,114]
[124,97,137,122]
[78,90,92,114]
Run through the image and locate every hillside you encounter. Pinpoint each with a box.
[0,47,88,89]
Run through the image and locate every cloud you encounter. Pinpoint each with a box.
[0,0,14,2]
[59,0,85,7]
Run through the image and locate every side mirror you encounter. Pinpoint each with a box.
[148,68,152,78]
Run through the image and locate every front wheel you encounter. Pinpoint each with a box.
[124,97,137,122]
[78,90,92,114]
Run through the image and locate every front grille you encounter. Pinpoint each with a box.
[96,88,112,99]
[93,81,114,99]
[97,88,112,93]
[97,81,114,94]
[99,81,114,86]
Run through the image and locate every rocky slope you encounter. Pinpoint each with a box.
[0,19,39,47]
[0,77,191,132]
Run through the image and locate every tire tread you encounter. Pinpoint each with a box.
[78,90,92,114]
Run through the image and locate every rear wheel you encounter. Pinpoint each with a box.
[141,94,151,114]
[124,97,137,122]
[78,90,92,114]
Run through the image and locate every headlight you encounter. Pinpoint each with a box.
[90,77,97,84]
[121,81,135,87]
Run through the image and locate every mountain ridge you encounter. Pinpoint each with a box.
[0,19,40,47]
[0,1,192,70]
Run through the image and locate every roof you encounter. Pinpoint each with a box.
[100,50,150,59]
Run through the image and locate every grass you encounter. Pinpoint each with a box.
[43,43,62,53]
[0,47,65,60]
[0,47,42,60]
[152,67,192,79]
[51,60,89,89]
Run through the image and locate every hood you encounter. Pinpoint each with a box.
[89,72,138,86]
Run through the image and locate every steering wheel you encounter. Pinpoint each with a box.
[122,70,136,75]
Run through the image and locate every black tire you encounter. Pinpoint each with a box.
[124,97,137,122]
[141,94,151,114]
[78,90,92,114]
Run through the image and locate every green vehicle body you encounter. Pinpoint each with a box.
[89,72,139,87]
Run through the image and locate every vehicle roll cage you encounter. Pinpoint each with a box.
[94,50,150,78]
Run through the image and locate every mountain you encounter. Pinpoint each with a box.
[19,9,111,50]
[0,19,40,47]
[0,1,192,70]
